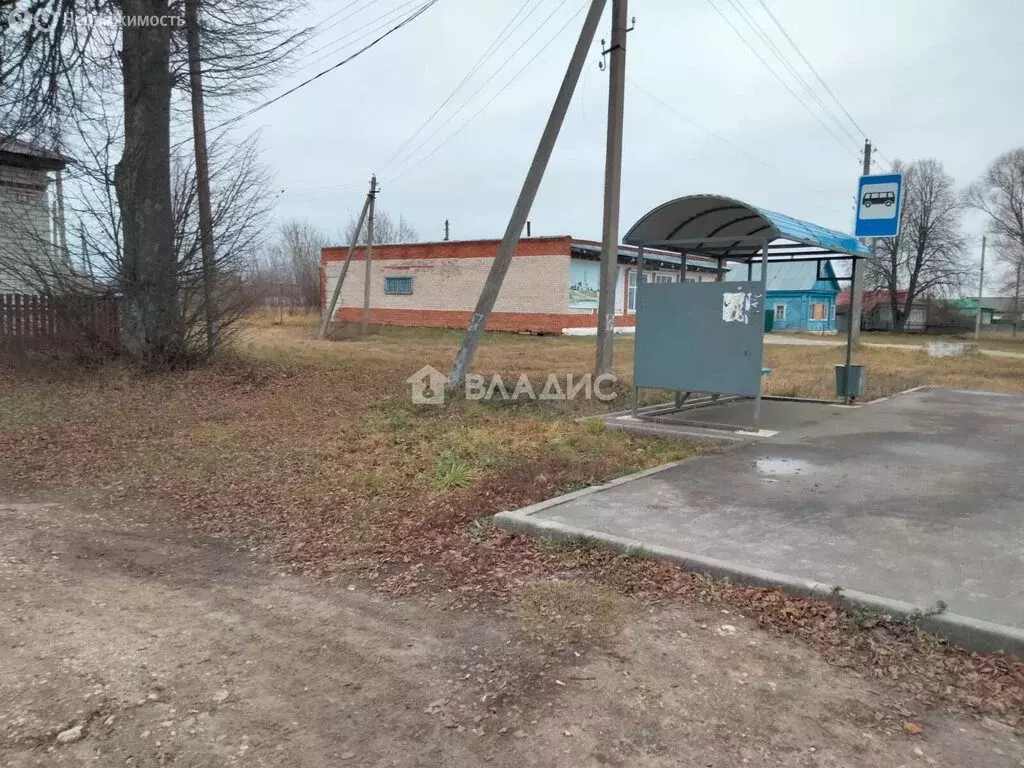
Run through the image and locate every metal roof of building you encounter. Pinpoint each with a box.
[624,194,870,261]
[725,261,838,292]
[0,135,69,171]
[570,240,718,271]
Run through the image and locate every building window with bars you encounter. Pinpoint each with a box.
[384,276,414,295]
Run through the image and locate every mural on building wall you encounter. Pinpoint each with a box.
[569,259,600,309]
[569,259,625,313]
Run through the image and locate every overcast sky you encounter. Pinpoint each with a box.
[239,0,1022,265]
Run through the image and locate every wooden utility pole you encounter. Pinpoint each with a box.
[447,0,608,388]
[595,0,629,377]
[444,219,450,241]
[319,180,373,339]
[185,0,219,355]
[975,235,987,341]
[848,139,872,349]
[360,175,378,337]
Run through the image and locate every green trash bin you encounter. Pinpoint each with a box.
[835,364,866,399]
[764,311,775,333]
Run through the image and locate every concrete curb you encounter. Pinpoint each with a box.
[495,483,1024,657]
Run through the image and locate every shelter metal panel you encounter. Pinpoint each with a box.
[634,282,766,398]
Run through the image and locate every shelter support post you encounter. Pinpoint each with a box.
[842,257,859,404]
[633,245,646,418]
[753,240,769,429]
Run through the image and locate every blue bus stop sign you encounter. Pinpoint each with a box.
[855,173,903,238]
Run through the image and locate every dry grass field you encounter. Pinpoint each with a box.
[2,313,1023,763]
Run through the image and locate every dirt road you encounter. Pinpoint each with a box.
[1,499,1020,767]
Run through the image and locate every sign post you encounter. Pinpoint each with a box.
[842,173,903,403]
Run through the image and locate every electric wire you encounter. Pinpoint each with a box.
[377,0,540,174]
[388,0,583,183]
[705,0,858,159]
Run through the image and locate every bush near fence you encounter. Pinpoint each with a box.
[0,293,121,354]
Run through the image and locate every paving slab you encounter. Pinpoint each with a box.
[505,388,1024,640]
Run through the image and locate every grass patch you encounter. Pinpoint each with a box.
[431,455,476,491]
[516,579,629,648]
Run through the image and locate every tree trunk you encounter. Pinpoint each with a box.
[114,0,181,364]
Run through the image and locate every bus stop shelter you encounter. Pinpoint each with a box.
[624,194,872,431]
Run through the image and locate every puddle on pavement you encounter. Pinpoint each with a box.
[755,458,813,477]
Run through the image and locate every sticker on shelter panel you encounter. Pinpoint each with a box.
[722,292,761,325]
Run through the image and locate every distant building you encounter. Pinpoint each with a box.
[837,289,927,332]
[726,261,840,334]
[0,136,70,293]
[987,297,1023,326]
[955,297,999,326]
[320,237,719,335]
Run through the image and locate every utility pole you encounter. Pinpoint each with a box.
[318,179,373,339]
[444,219,450,241]
[185,0,219,355]
[360,175,378,337]
[595,0,629,377]
[975,235,987,341]
[848,139,872,349]
[448,0,609,388]
[1013,262,1021,338]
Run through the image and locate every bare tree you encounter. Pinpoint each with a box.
[863,158,970,332]
[259,220,327,309]
[171,132,275,353]
[1,0,309,363]
[344,210,418,246]
[967,148,1024,289]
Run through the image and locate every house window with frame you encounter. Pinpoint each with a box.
[774,303,787,322]
[810,302,828,321]
[829,303,836,322]
[384,276,414,295]
[654,274,674,284]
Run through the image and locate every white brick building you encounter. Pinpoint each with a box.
[321,236,719,334]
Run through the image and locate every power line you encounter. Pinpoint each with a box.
[294,0,426,77]
[209,1,440,134]
[754,0,870,141]
[630,80,850,210]
[306,0,384,42]
[389,0,588,184]
[722,0,861,147]
[384,0,567,178]
[705,0,858,160]
[378,0,540,174]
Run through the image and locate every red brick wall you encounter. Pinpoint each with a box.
[332,307,637,334]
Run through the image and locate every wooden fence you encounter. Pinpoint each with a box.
[0,293,121,352]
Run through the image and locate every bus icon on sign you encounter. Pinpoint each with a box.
[862,191,895,208]
[856,173,902,237]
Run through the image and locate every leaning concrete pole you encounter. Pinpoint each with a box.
[448,0,609,388]
[595,0,629,377]
[319,185,372,339]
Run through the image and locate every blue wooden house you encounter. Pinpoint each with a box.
[726,261,840,333]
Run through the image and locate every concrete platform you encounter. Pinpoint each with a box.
[499,388,1024,653]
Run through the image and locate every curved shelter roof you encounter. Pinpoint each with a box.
[624,194,870,263]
